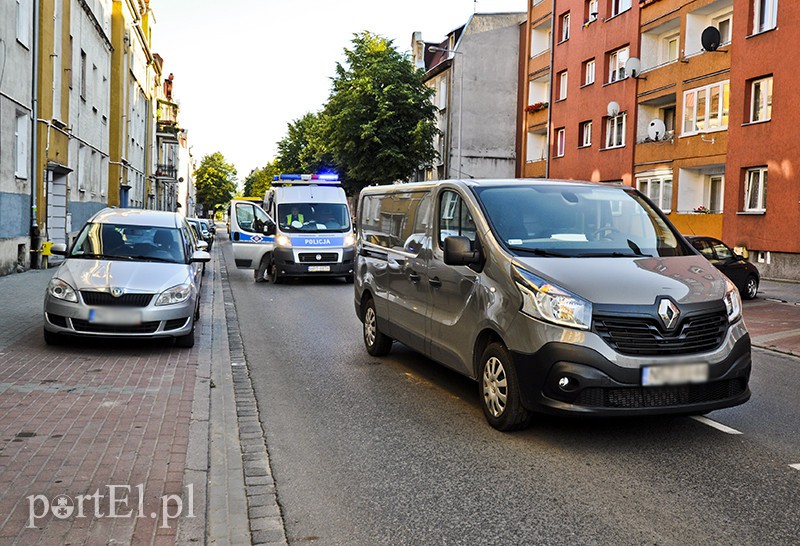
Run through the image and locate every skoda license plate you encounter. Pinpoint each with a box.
[89,308,142,325]
[642,363,709,386]
[308,265,330,272]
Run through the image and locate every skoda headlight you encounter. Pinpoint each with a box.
[513,266,592,330]
[344,234,355,247]
[276,234,292,247]
[723,278,742,323]
[156,283,192,306]
[47,278,78,303]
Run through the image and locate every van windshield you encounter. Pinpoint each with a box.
[277,203,351,233]
[473,184,693,258]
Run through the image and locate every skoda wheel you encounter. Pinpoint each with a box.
[479,342,532,431]
[362,297,392,356]
[175,321,195,348]
[743,275,759,300]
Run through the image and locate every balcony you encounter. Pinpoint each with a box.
[155,164,178,181]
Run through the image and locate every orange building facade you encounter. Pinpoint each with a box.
[517,0,797,279]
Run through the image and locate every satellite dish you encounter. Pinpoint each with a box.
[607,101,620,117]
[648,119,667,141]
[701,26,721,52]
[625,57,642,79]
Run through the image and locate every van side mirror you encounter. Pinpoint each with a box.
[264,220,275,236]
[443,236,481,266]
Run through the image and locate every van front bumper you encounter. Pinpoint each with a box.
[513,334,751,416]
[272,247,354,278]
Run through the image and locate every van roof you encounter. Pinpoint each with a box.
[359,178,626,195]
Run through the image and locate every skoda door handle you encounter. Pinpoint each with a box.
[409,271,421,283]
[428,277,442,288]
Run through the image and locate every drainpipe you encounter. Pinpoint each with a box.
[30,0,41,269]
[545,0,556,179]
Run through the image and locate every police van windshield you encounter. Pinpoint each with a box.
[277,203,351,233]
[473,184,693,258]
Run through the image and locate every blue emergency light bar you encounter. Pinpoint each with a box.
[273,173,339,182]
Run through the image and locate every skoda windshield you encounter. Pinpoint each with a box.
[277,203,351,233]
[69,222,187,263]
[473,183,694,258]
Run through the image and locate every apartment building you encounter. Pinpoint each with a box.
[413,12,526,181]
[0,0,35,274]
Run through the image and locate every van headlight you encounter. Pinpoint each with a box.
[513,266,592,330]
[276,234,292,247]
[48,278,78,303]
[156,283,192,306]
[344,234,355,247]
[723,278,742,323]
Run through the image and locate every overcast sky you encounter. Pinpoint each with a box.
[151,0,527,185]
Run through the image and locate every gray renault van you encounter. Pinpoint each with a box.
[354,179,750,431]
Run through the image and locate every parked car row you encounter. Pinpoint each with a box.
[43,209,212,348]
[684,235,760,300]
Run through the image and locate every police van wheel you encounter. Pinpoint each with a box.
[479,342,533,431]
[363,298,392,356]
[268,259,282,284]
[255,256,268,283]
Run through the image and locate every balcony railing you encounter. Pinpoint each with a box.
[155,164,178,179]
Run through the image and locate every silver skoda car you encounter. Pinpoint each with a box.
[43,208,210,348]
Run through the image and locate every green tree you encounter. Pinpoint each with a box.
[242,161,279,199]
[276,113,336,175]
[320,31,438,194]
[194,152,237,216]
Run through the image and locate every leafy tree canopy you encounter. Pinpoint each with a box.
[319,31,438,195]
[242,161,279,199]
[194,152,237,216]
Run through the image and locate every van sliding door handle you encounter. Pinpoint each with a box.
[428,277,442,288]
[409,271,421,283]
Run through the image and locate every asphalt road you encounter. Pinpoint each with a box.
[224,245,800,546]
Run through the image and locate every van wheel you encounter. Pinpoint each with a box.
[743,275,758,300]
[479,342,532,431]
[362,298,392,356]
[255,256,268,283]
[268,258,282,284]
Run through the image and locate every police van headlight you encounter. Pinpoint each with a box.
[513,265,592,330]
[723,278,742,323]
[276,234,292,247]
[344,234,355,247]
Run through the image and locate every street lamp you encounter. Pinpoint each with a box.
[428,45,465,179]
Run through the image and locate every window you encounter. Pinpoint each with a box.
[682,81,730,134]
[80,50,87,100]
[663,33,679,63]
[583,59,596,86]
[605,114,626,149]
[662,106,676,137]
[580,121,592,147]
[744,167,767,212]
[753,0,778,34]
[586,0,599,22]
[438,79,447,110]
[560,12,570,42]
[611,0,632,17]
[709,175,724,213]
[750,77,773,122]
[637,175,673,212]
[558,71,568,100]
[15,112,28,179]
[439,191,476,247]
[16,0,30,46]
[716,14,733,44]
[555,128,566,157]
[608,46,629,83]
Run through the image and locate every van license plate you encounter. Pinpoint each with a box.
[89,308,142,325]
[308,265,330,272]
[642,364,709,386]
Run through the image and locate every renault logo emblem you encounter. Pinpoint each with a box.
[658,299,680,329]
[111,287,124,298]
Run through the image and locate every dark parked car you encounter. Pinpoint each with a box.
[686,235,760,299]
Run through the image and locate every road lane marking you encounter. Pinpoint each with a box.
[691,416,743,435]
[790,464,800,471]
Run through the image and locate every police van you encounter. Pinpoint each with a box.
[228,174,355,283]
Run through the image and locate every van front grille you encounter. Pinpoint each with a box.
[593,310,727,356]
[298,252,339,263]
[575,378,747,408]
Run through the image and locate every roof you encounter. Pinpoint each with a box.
[89,208,183,228]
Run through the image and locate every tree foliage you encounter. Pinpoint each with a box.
[242,161,279,199]
[194,152,237,215]
[319,32,438,194]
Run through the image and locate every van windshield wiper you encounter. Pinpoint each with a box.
[573,251,652,258]
[507,246,572,257]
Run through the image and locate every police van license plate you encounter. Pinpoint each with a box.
[89,308,142,325]
[642,363,708,386]
[308,265,330,272]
